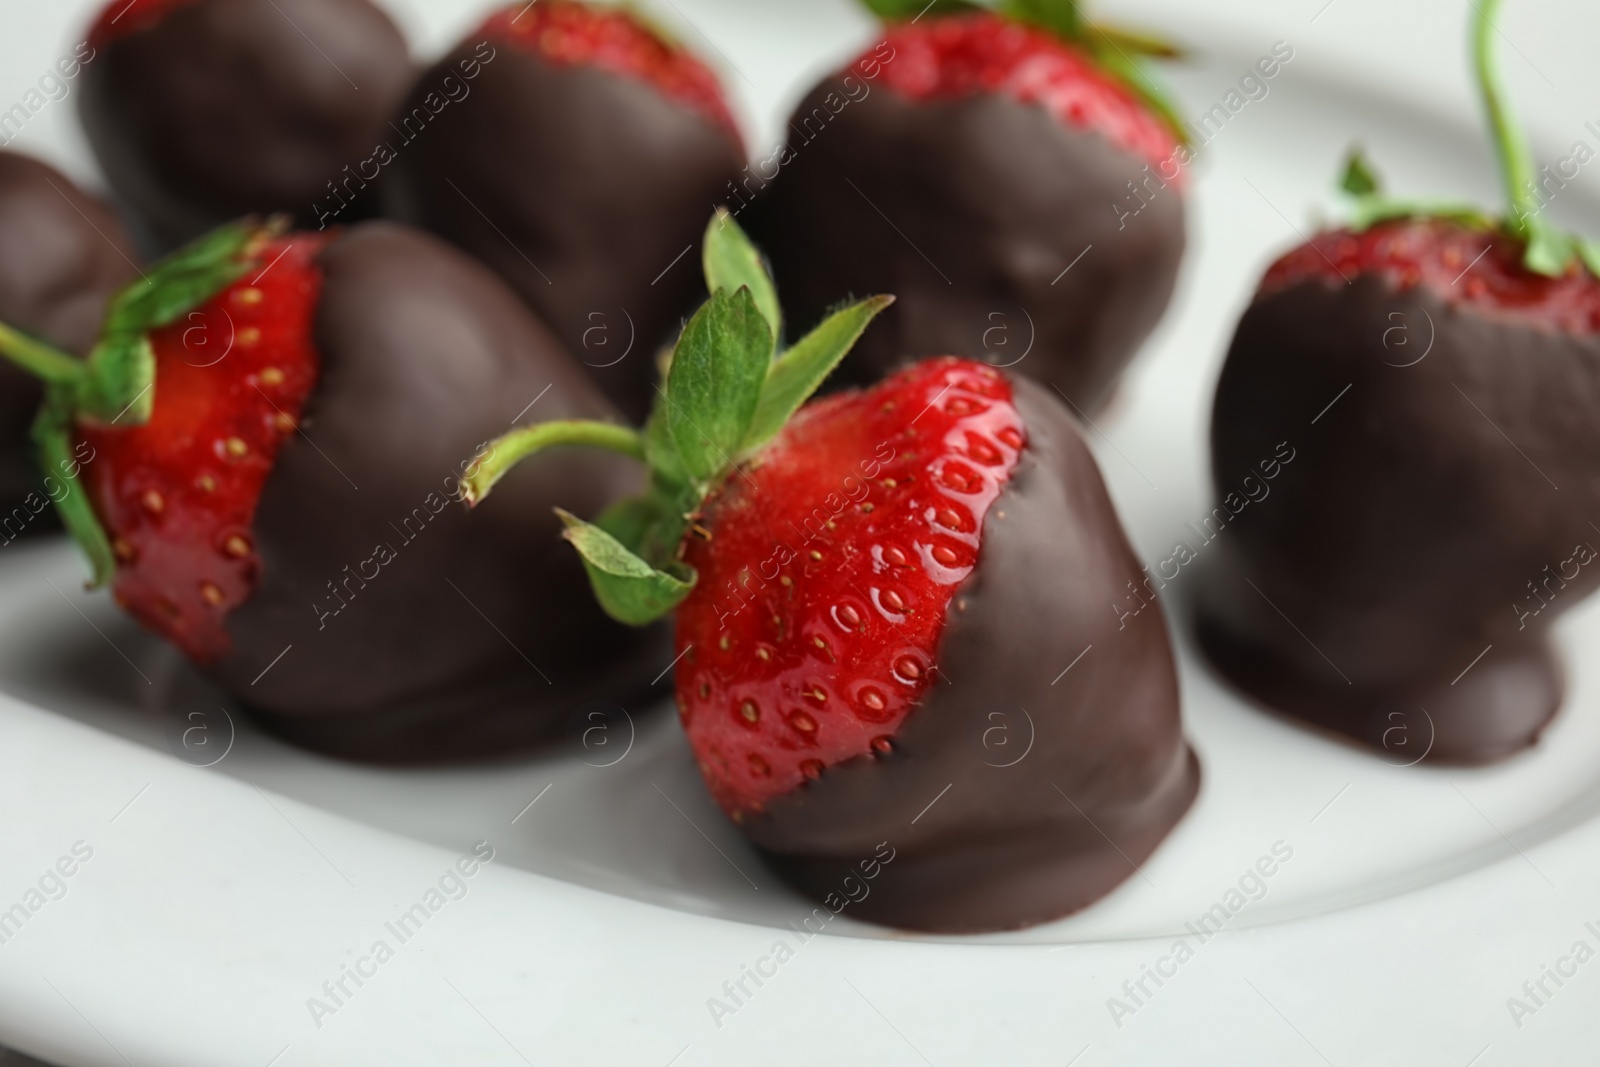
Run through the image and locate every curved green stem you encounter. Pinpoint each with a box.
[0,321,82,387]
[461,420,647,507]
[1474,0,1535,229]
[1473,0,1573,275]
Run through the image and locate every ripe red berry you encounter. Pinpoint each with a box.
[384,0,746,422]
[676,359,1025,813]
[1197,0,1600,764]
[480,1,739,141]
[80,234,326,662]
[746,7,1187,411]
[468,212,1197,931]
[0,219,664,761]
[873,13,1181,174]
[86,0,200,45]
[1262,216,1600,331]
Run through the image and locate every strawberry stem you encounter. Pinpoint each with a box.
[461,420,647,507]
[0,322,83,387]
[1473,0,1568,276]
[1335,0,1598,278]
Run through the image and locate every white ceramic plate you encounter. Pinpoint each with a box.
[2,0,1599,1063]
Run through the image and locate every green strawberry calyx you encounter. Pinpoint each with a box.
[0,217,279,586]
[460,210,892,626]
[858,0,1189,146]
[1336,0,1600,280]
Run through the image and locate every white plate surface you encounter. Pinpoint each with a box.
[2,1,1600,1064]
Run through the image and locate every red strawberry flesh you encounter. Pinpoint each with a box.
[77,234,327,662]
[868,12,1181,180]
[482,0,742,145]
[1262,216,1600,333]
[676,358,1025,815]
[88,0,202,47]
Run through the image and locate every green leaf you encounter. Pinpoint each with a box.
[1523,225,1574,278]
[1576,240,1600,280]
[79,218,266,425]
[742,295,894,452]
[99,220,262,343]
[664,287,771,484]
[1084,22,1182,58]
[557,509,694,625]
[643,406,690,489]
[859,0,979,17]
[34,389,115,587]
[595,495,664,556]
[597,485,692,572]
[703,209,781,345]
[1090,45,1189,147]
[75,334,155,426]
[1340,148,1383,198]
[1346,197,1492,234]
[1000,0,1081,37]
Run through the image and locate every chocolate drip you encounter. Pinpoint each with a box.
[1197,276,1600,763]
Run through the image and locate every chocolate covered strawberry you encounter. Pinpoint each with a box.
[384,0,746,421]
[79,0,413,250]
[466,213,1197,932]
[0,151,141,526]
[744,0,1187,411]
[1196,0,1600,763]
[0,217,662,761]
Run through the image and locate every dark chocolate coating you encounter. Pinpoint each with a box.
[79,0,413,251]
[211,223,667,762]
[383,33,746,422]
[0,151,139,516]
[1196,276,1600,764]
[745,80,1185,411]
[745,379,1199,933]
